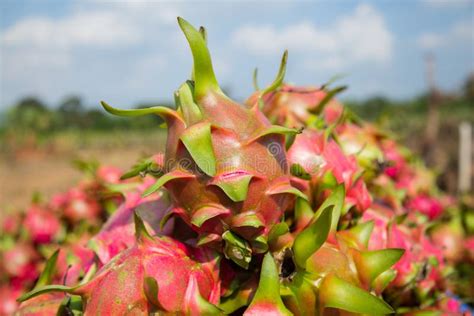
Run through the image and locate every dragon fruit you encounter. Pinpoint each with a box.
[23,205,61,244]
[1,243,39,287]
[100,18,305,268]
[18,213,221,314]
[246,83,345,128]
[430,220,465,263]
[89,185,175,264]
[287,129,372,213]
[0,285,20,316]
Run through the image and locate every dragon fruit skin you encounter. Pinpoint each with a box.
[18,214,221,315]
[23,205,61,244]
[406,194,444,220]
[361,204,452,299]
[55,245,97,287]
[430,222,465,263]
[287,129,372,213]
[15,293,65,316]
[101,18,305,268]
[89,189,175,264]
[96,166,122,184]
[0,285,21,316]
[1,243,39,286]
[246,84,344,128]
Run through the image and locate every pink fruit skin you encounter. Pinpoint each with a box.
[430,224,465,263]
[406,194,443,220]
[23,206,61,244]
[1,214,20,236]
[56,245,97,286]
[246,84,344,128]
[96,166,122,183]
[63,188,101,223]
[90,185,175,264]
[362,205,448,290]
[15,293,64,316]
[0,285,21,316]
[75,236,220,314]
[2,243,39,282]
[288,130,371,212]
[382,140,407,179]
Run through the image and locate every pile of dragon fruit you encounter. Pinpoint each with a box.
[1,18,473,315]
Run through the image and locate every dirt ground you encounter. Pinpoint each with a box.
[0,131,166,212]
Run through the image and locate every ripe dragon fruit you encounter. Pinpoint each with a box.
[18,213,221,315]
[246,83,345,129]
[23,204,61,244]
[100,18,306,269]
[287,129,372,214]
[89,184,175,264]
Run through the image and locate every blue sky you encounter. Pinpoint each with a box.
[1,0,473,109]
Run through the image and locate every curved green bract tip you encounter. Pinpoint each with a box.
[213,174,253,202]
[309,85,347,115]
[180,122,216,176]
[142,171,195,197]
[320,274,394,314]
[185,275,224,315]
[293,205,333,270]
[253,68,260,91]
[143,276,161,308]
[258,50,288,105]
[191,204,230,228]
[246,253,292,315]
[178,17,221,99]
[354,248,405,287]
[17,285,76,303]
[100,101,182,125]
[34,249,60,289]
[175,81,203,125]
[222,231,252,269]
[348,220,375,248]
[199,26,207,43]
[247,125,300,145]
[316,184,345,232]
[268,222,289,244]
[134,211,154,243]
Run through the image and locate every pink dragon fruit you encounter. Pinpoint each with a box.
[100,18,306,268]
[1,243,39,284]
[0,285,21,316]
[23,205,61,244]
[406,194,444,220]
[287,129,372,213]
[430,221,465,263]
[96,165,122,184]
[18,213,221,314]
[246,83,346,128]
[89,187,175,264]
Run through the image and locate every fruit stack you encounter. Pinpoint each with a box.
[3,18,473,315]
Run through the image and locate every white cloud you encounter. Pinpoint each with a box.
[1,2,183,72]
[2,11,142,50]
[231,3,393,69]
[0,2,186,107]
[417,17,474,49]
